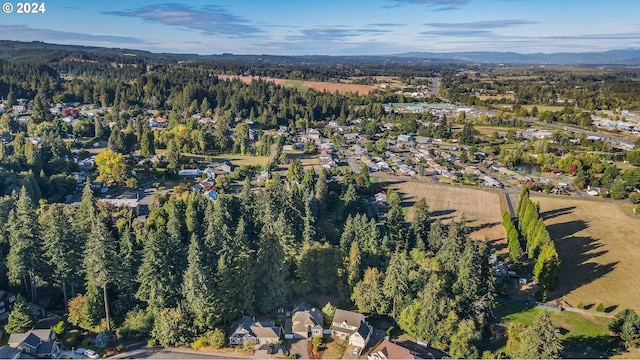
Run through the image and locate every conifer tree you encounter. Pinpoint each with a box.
[383,250,408,320]
[409,198,431,251]
[4,295,34,333]
[84,216,119,331]
[255,208,288,314]
[183,234,218,331]
[7,186,40,300]
[516,311,563,359]
[41,204,82,309]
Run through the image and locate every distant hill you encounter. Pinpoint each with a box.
[393,49,640,65]
[1,40,639,66]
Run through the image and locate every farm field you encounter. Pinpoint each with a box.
[521,104,566,112]
[217,74,378,94]
[476,93,516,101]
[533,196,640,312]
[383,179,506,246]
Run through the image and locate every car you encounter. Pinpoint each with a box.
[353,347,360,355]
[84,349,100,359]
[75,348,86,355]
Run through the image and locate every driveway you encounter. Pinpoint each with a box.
[287,338,309,359]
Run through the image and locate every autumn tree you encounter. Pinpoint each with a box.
[95,149,127,184]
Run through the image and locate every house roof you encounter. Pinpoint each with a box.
[0,345,21,360]
[292,308,323,333]
[251,323,281,339]
[369,340,421,360]
[355,321,372,340]
[332,309,365,328]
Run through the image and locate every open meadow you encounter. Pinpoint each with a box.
[533,196,640,312]
[381,178,506,246]
[217,74,378,94]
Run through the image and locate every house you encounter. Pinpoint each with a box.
[397,134,414,142]
[330,309,373,348]
[98,198,140,216]
[290,306,324,339]
[257,170,271,182]
[90,181,108,194]
[7,329,59,358]
[229,316,283,345]
[0,346,21,360]
[367,340,423,360]
[219,161,233,174]
[0,290,17,317]
[203,167,216,180]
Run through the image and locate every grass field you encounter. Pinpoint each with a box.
[495,302,619,358]
[159,150,269,167]
[217,74,378,94]
[521,104,567,112]
[476,93,516,101]
[381,179,506,246]
[532,196,640,312]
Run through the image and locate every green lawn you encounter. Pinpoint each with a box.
[495,301,621,357]
[284,79,306,91]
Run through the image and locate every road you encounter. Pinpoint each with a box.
[522,117,635,146]
[112,347,251,359]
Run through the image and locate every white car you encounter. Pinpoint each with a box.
[353,347,360,355]
[84,349,100,359]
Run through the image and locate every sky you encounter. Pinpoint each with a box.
[0,0,639,55]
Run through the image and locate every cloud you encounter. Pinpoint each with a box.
[420,30,493,37]
[368,23,407,27]
[425,19,537,29]
[0,25,146,44]
[286,27,391,42]
[105,3,262,36]
[387,0,471,10]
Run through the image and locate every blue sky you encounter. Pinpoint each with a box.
[0,0,639,55]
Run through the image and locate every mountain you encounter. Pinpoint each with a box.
[1,40,639,66]
[393,49,640,65]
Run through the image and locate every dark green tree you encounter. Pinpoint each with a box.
[383,251,408,320]
[409,198,430,251]
[7,186,40,301]
[183,234,218,331]
[84,216,120,331]
[515,311,563,359]
[254,208,288,314]
[140,129,155,158]
[4,295,35,333]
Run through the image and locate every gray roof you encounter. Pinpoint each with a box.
[0,346,21,360]
[356,321,372,339]
[292,308,323,334]
[8,329,55,354]
[332,309,365,328]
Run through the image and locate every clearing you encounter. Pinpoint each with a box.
[217,74,378,94]
[381,178,506,246]
[495,301,620,358]
[533,196,640,312]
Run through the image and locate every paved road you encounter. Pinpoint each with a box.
[112,348,250,359]
[522,117,635,146]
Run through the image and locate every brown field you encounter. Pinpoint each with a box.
[217,74,378,94]
[476,93,516,101]
[382,179,506,247]
[533,196,640,312]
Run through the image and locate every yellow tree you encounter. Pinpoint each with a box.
[95,149,127,184]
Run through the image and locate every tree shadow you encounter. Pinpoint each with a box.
[561,335,624,359]
[540,206,576,220]
[606,305,619,313]
[467,221,501,234]
[547,219,618,301]
[430,209,456,217]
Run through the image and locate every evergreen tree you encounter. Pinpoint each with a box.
[216,219,255,322]
[84,216,119,331]
[515,311,563,359]
[459,122,476,145]
[409,198,430,251]
[183,234,218,331]
[383,251,408,320]
[136,225,184,312]
[255,209,288,314]
[140,129,155,158]
[4,295,35,333]
[40,204,82,310]
[449,319,480,359]
[385,200,406,251]
[533,241,560,291]
[351,267,388,314]
[166,139,182,172]
[77,182,98,238]
[114,223,139,316]
[7,186,40,300]
[302,192,316,246]
[347,240,362,292]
